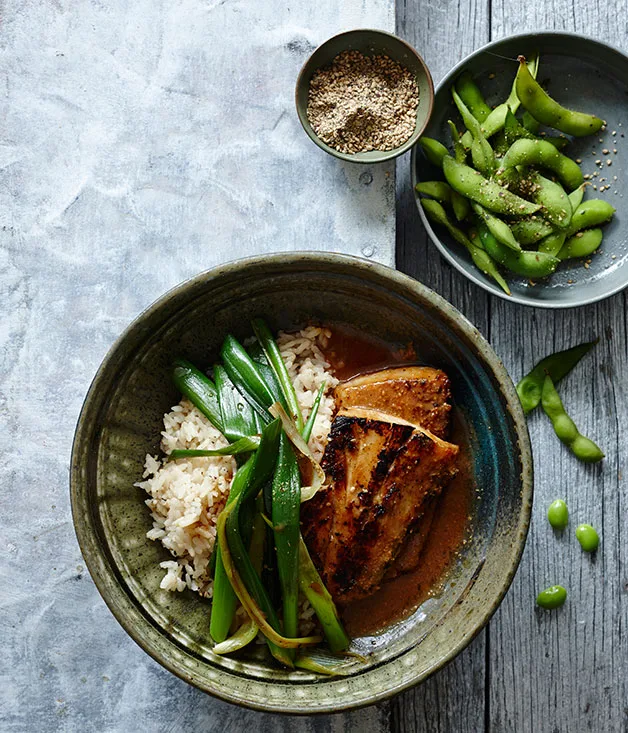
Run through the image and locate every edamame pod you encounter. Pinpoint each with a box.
[521,110,540,134]
[452,88,495,176]
[565,200,615,236]
[568,184,586,210]
[510,217,555,245]
[537,230,566,256]
[422,199,511,294]
[516,340,596,413]
[455,71,491,122]
[557,228,603,260]
[499,139,583,191]
[447,120,467,164]
[420,137,449,167]
[503,109,568,150]
[527,172,572,229]
[471,202,520,251]
[515,56,604,137]
[416,180,469,221]
[443,155,540,216]
[477,220,558,278]
[541,375,604,462]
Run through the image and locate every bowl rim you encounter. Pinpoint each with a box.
[411,30,628,309]
[70,251,533,714]
[295,28,434,164]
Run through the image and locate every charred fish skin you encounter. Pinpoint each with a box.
[303,414,459,605]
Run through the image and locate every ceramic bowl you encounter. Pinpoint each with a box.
[295,29,434,163]
[71,253,532,713]
[412,32,628,308]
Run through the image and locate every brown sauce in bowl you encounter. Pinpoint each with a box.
[319,325,474,637]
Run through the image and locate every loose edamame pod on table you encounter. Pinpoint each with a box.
[536,585,567,610]
[421,199,511,294]
[547,499,569,530]
[499,138,584,191]
[476,220,558,278]
[515,55,604,137]
[516,339,597,413]
[442,155,540,216]
[541,375,605,463]
[575,523,600,552]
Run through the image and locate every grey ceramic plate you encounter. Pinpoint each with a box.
[71,253,532,713]
[412,32,628,308]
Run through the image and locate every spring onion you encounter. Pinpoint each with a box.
[172,359,223,433]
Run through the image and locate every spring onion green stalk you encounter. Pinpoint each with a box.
[210,460,254,643]
[302,382,325,444]
[220,335,275,419]
[271,433,301,661]
[251,318,304,431]
[172,359,224,433]
[269,402,325,502]
[214,364,259,442]
[168,436,261,461]
[294,649,364,676]
[298,537,349,653]
[213,617,258,655]
[248,341,285,406]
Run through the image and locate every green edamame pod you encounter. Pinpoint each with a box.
[515,56,604,137]
[447,120,467,164]
[516,340,597,413]
[565,200,615,237]
[547,499,569,530]
[451,88,496,176]
[455,71,491,122]
[575,524,600,552]
[537,230,566,256]
[499,139,583,191]
[420,137,449,167]
[521,110,541,134]
[477,220,558,278]
[443,155,540,217]
[568,184,586,210]
[422,200,511,294]
[527,172,572,229]
[510,217,555,245]
[557,229,603,261]
[460,130,473,149]
[471,202,520,251]
[415,181,453,202]
[504,109,568,150]
[536,585,567,610]
[541,375,605,462]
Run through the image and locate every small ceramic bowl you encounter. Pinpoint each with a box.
[71,253,532,714]
[296,29,434,164]
[412,32,628,308]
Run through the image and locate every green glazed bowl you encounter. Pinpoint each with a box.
[295,29,434,163]
[71,253,532,714]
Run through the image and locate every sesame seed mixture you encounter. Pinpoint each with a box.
[307,50,419,154]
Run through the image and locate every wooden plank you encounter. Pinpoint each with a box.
[392,1,491,731]
[487,4,628,732]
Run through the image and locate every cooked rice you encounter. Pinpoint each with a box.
[136,326,337,615]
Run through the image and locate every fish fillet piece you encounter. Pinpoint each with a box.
[334,366,452,440]
[302,412,458,604]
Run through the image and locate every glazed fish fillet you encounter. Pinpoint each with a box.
[302,403,458,604]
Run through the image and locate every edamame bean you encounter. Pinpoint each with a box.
[421,200,511,295]
[477,220,559,278]
[541,375,605,462]
[455,71,491,122]
[557,229,603,261]
[499,139,584,191]
[575,524,600,552]
[547,499,569,530]
[536,585,567,609]
[516,340,596,413]
[443,155,540,216]
[565,200,615,237]
[420,137,449,167]
[515,56,604,137]
[471,202,521,251]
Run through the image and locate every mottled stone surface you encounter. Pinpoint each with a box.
[0,0,393,730]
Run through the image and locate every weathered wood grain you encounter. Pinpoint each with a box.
[393,1,491,731]
[488,4,628,733]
